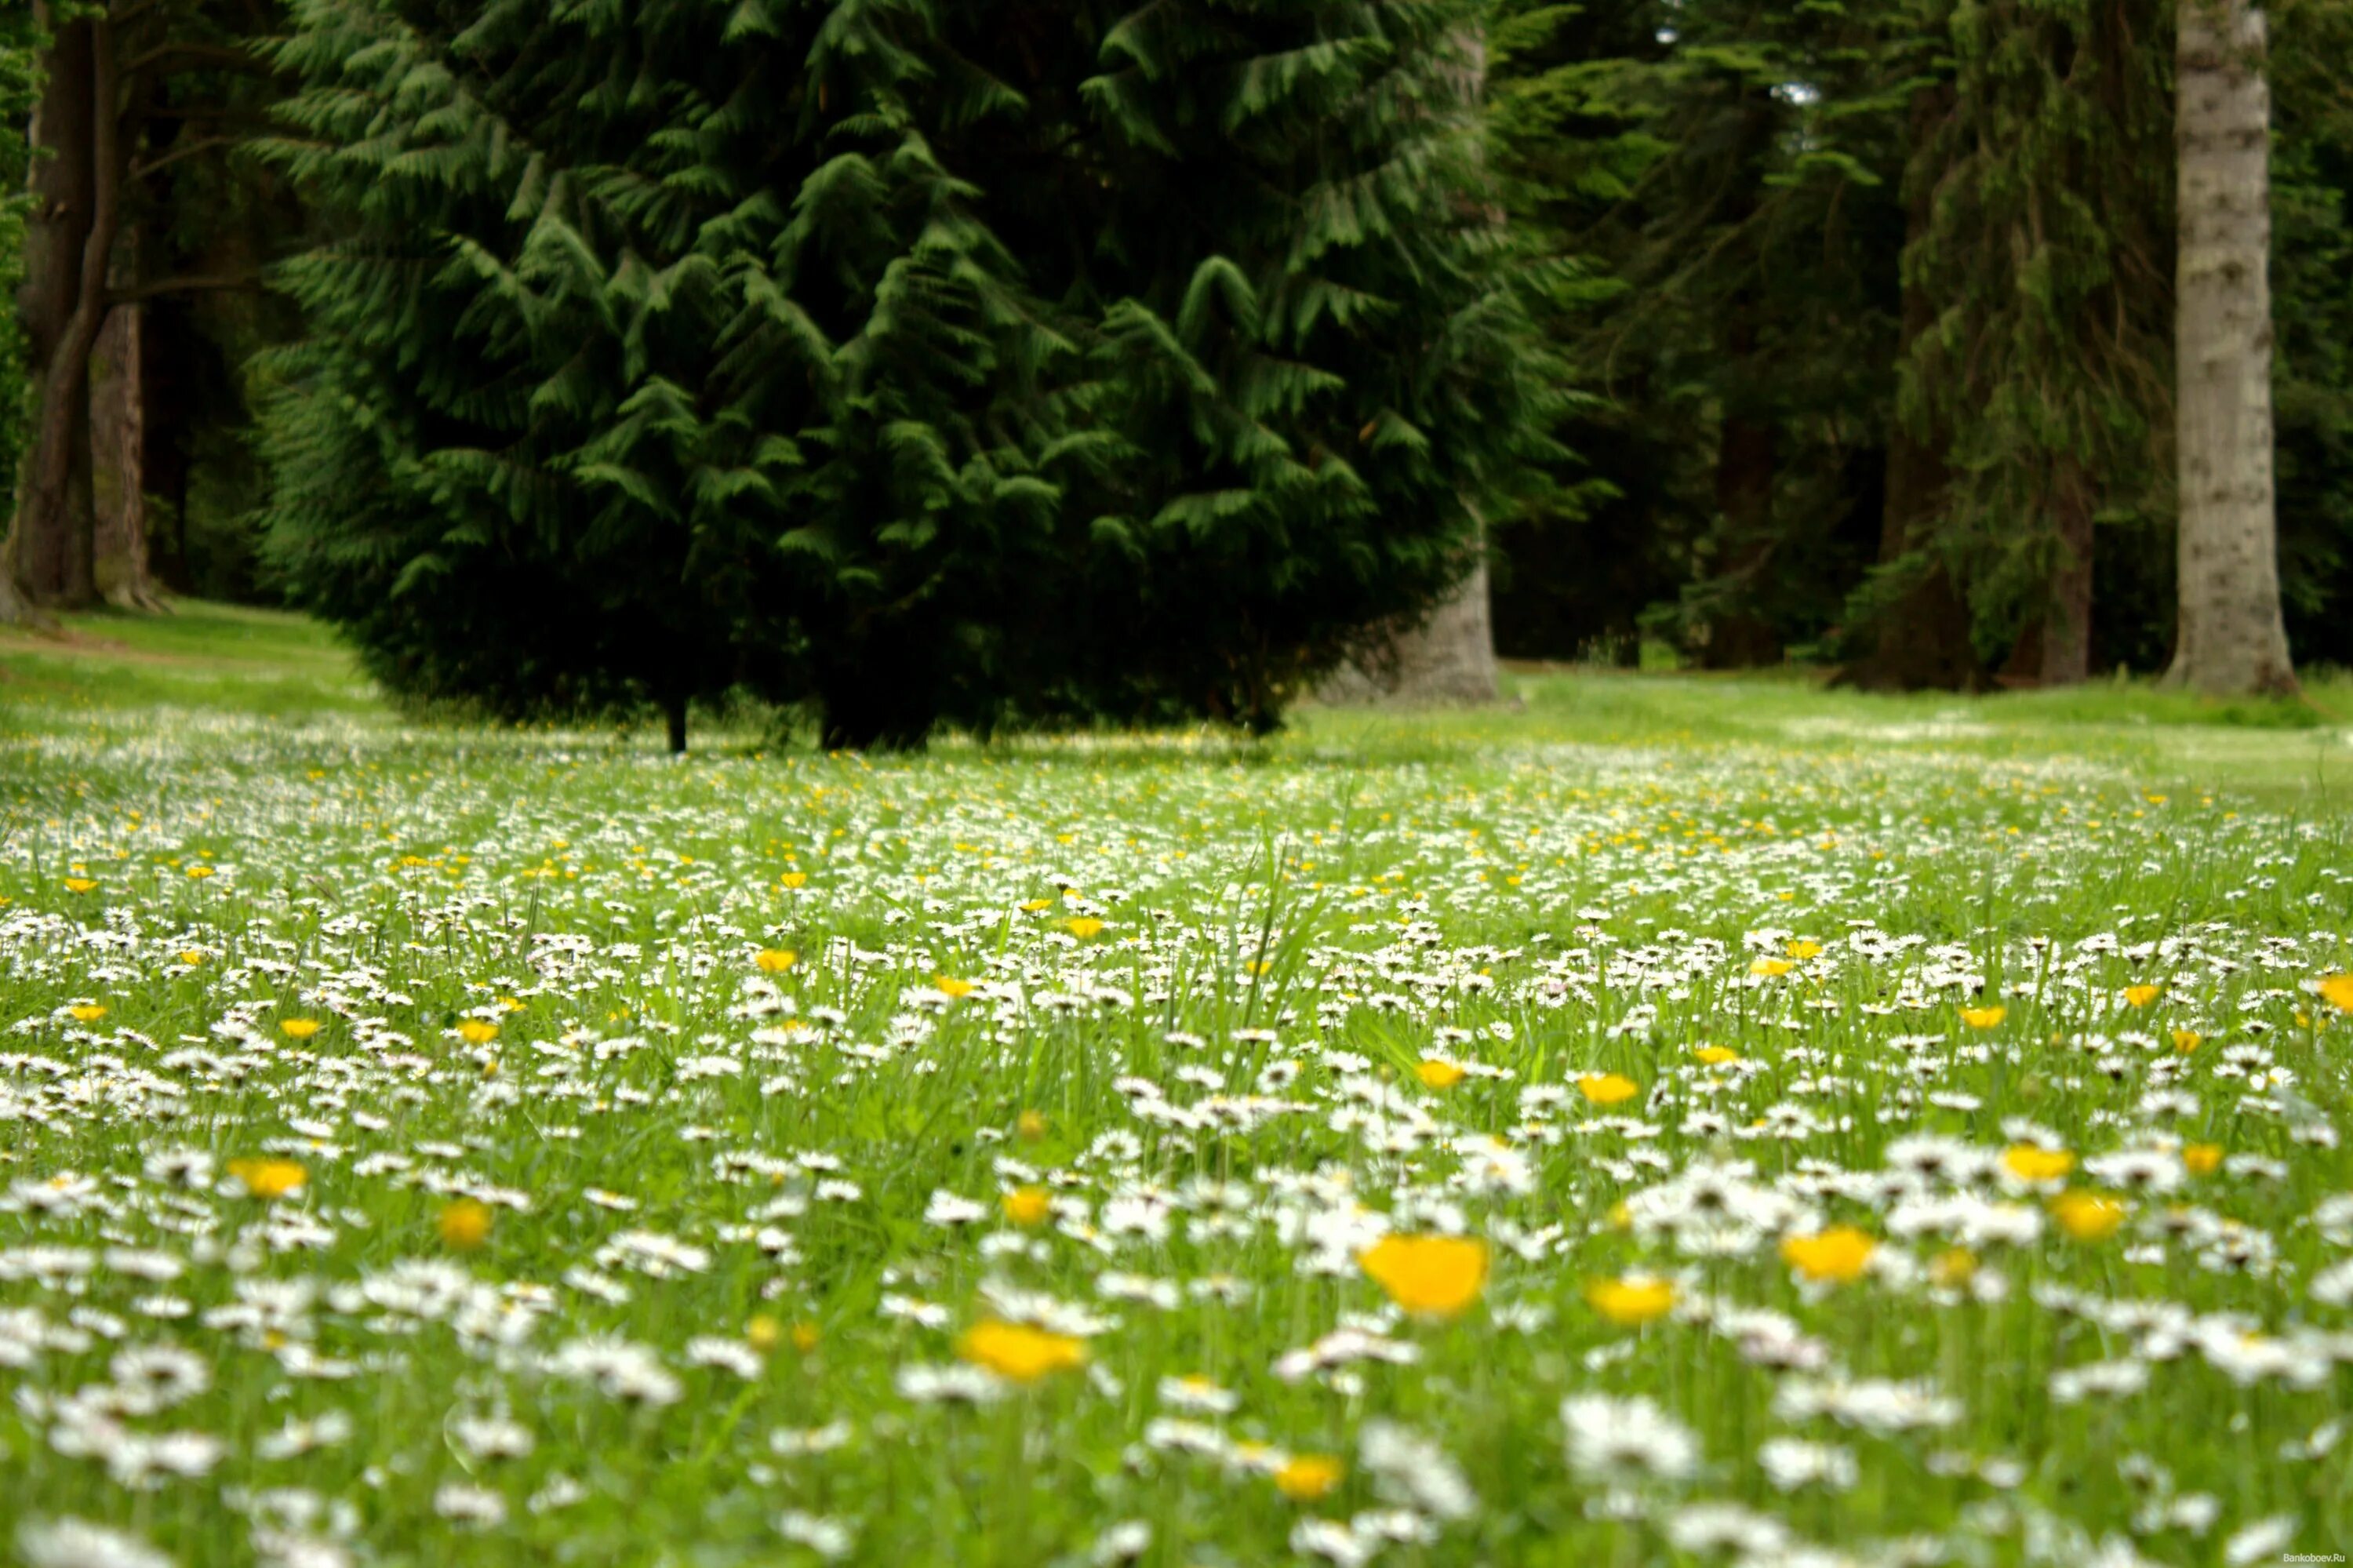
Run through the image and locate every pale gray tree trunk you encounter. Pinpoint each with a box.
[1318,22,1502,710]
[2169,0,2297,695]
[1319,554,1501,707]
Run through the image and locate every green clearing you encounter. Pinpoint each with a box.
[6,601,2349,802]
[1,605,2350,1567]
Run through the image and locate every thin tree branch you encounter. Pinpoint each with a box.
[123,42,274,80]
[130,133,238,180]
[106,270,264,305]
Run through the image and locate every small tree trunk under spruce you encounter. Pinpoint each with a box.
[664,697,689,756]
[1848,83,1980,692]
[1317,548,1501,707]
[2038,475,2096,686]
[2169,0,2297,695]
[1701,411,1781,669]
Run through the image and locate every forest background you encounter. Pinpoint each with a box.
[1,0,2348,739]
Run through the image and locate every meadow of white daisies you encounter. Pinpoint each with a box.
[3,638,2352,1567]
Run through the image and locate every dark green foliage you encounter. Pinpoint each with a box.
[0,14,37,510]
[257,0,1555,745]
[2271,0,2353,668]
[1896,0,2173,671]
[1487,0,2353,680]
[1486,0,1914,666]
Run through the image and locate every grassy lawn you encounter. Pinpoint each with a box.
[2,603,2350,1566]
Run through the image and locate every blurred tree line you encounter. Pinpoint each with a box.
[0,1,2342,737]
[1484,0,2353,677]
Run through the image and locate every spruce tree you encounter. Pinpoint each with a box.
[256,0,1548,747]
[1896,0,2173,684]
[1485,0,1908,670]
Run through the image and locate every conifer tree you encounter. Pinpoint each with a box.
[1898,0,2173,684]
[256,0,1549,747]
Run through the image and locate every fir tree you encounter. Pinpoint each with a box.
[256,0,1549,747]
[1878,0,2173,685]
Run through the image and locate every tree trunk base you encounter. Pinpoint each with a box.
[1318,557,1503,708]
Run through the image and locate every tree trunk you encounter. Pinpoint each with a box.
[6,7,99,617]
[9,4,122,618]
[2038,469,2095,686]
[1847,83,1979,692]
[2168,0,2297,695]
[93,227,162,609]
[665,696,689,755]
[1700,409,1780,669]
[1317,546,1501,707]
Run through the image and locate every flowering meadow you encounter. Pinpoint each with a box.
[3,664,2352,1566]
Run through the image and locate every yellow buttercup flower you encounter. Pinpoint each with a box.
[1064,917,1106,939]
[438,1199,493,1250]
[279,1018,322,1040]
[1585,1275,1675,1326]
[2123,984,2162,1008]
[956,1320,1087,1382]
[2170,1029,2202,1053]
[2052,1191,2129,1241]
[2002,1144,2075,1182]
[779,872,808,888]
[1750,957,1794,977]
[2181,1144,2224,1177]
[936,975,975,998]
[1415,1059,1466,1090]
[456,1020,499,1045]
[1693,1046,1739,1066]
[2318,974,2353,1013]
[67,1004,108,1023]
[63,878,98,893]
[1577,1073,1640,1106]
[746,1315,784,1353]
[1786,940,1824,959]
[1960,1006,2007,1029]
[1359,1234,1489,1319]
[1780,1226,1876,1284]
[1017,1110,1048,1142]
[755,948,797,973]
[228,1158,307,1200]
[1275,1454,1345,1502]
[1002,1186,1053,1227]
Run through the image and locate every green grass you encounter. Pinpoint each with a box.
[0,598,374,721]
[1,602,2349,1568]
